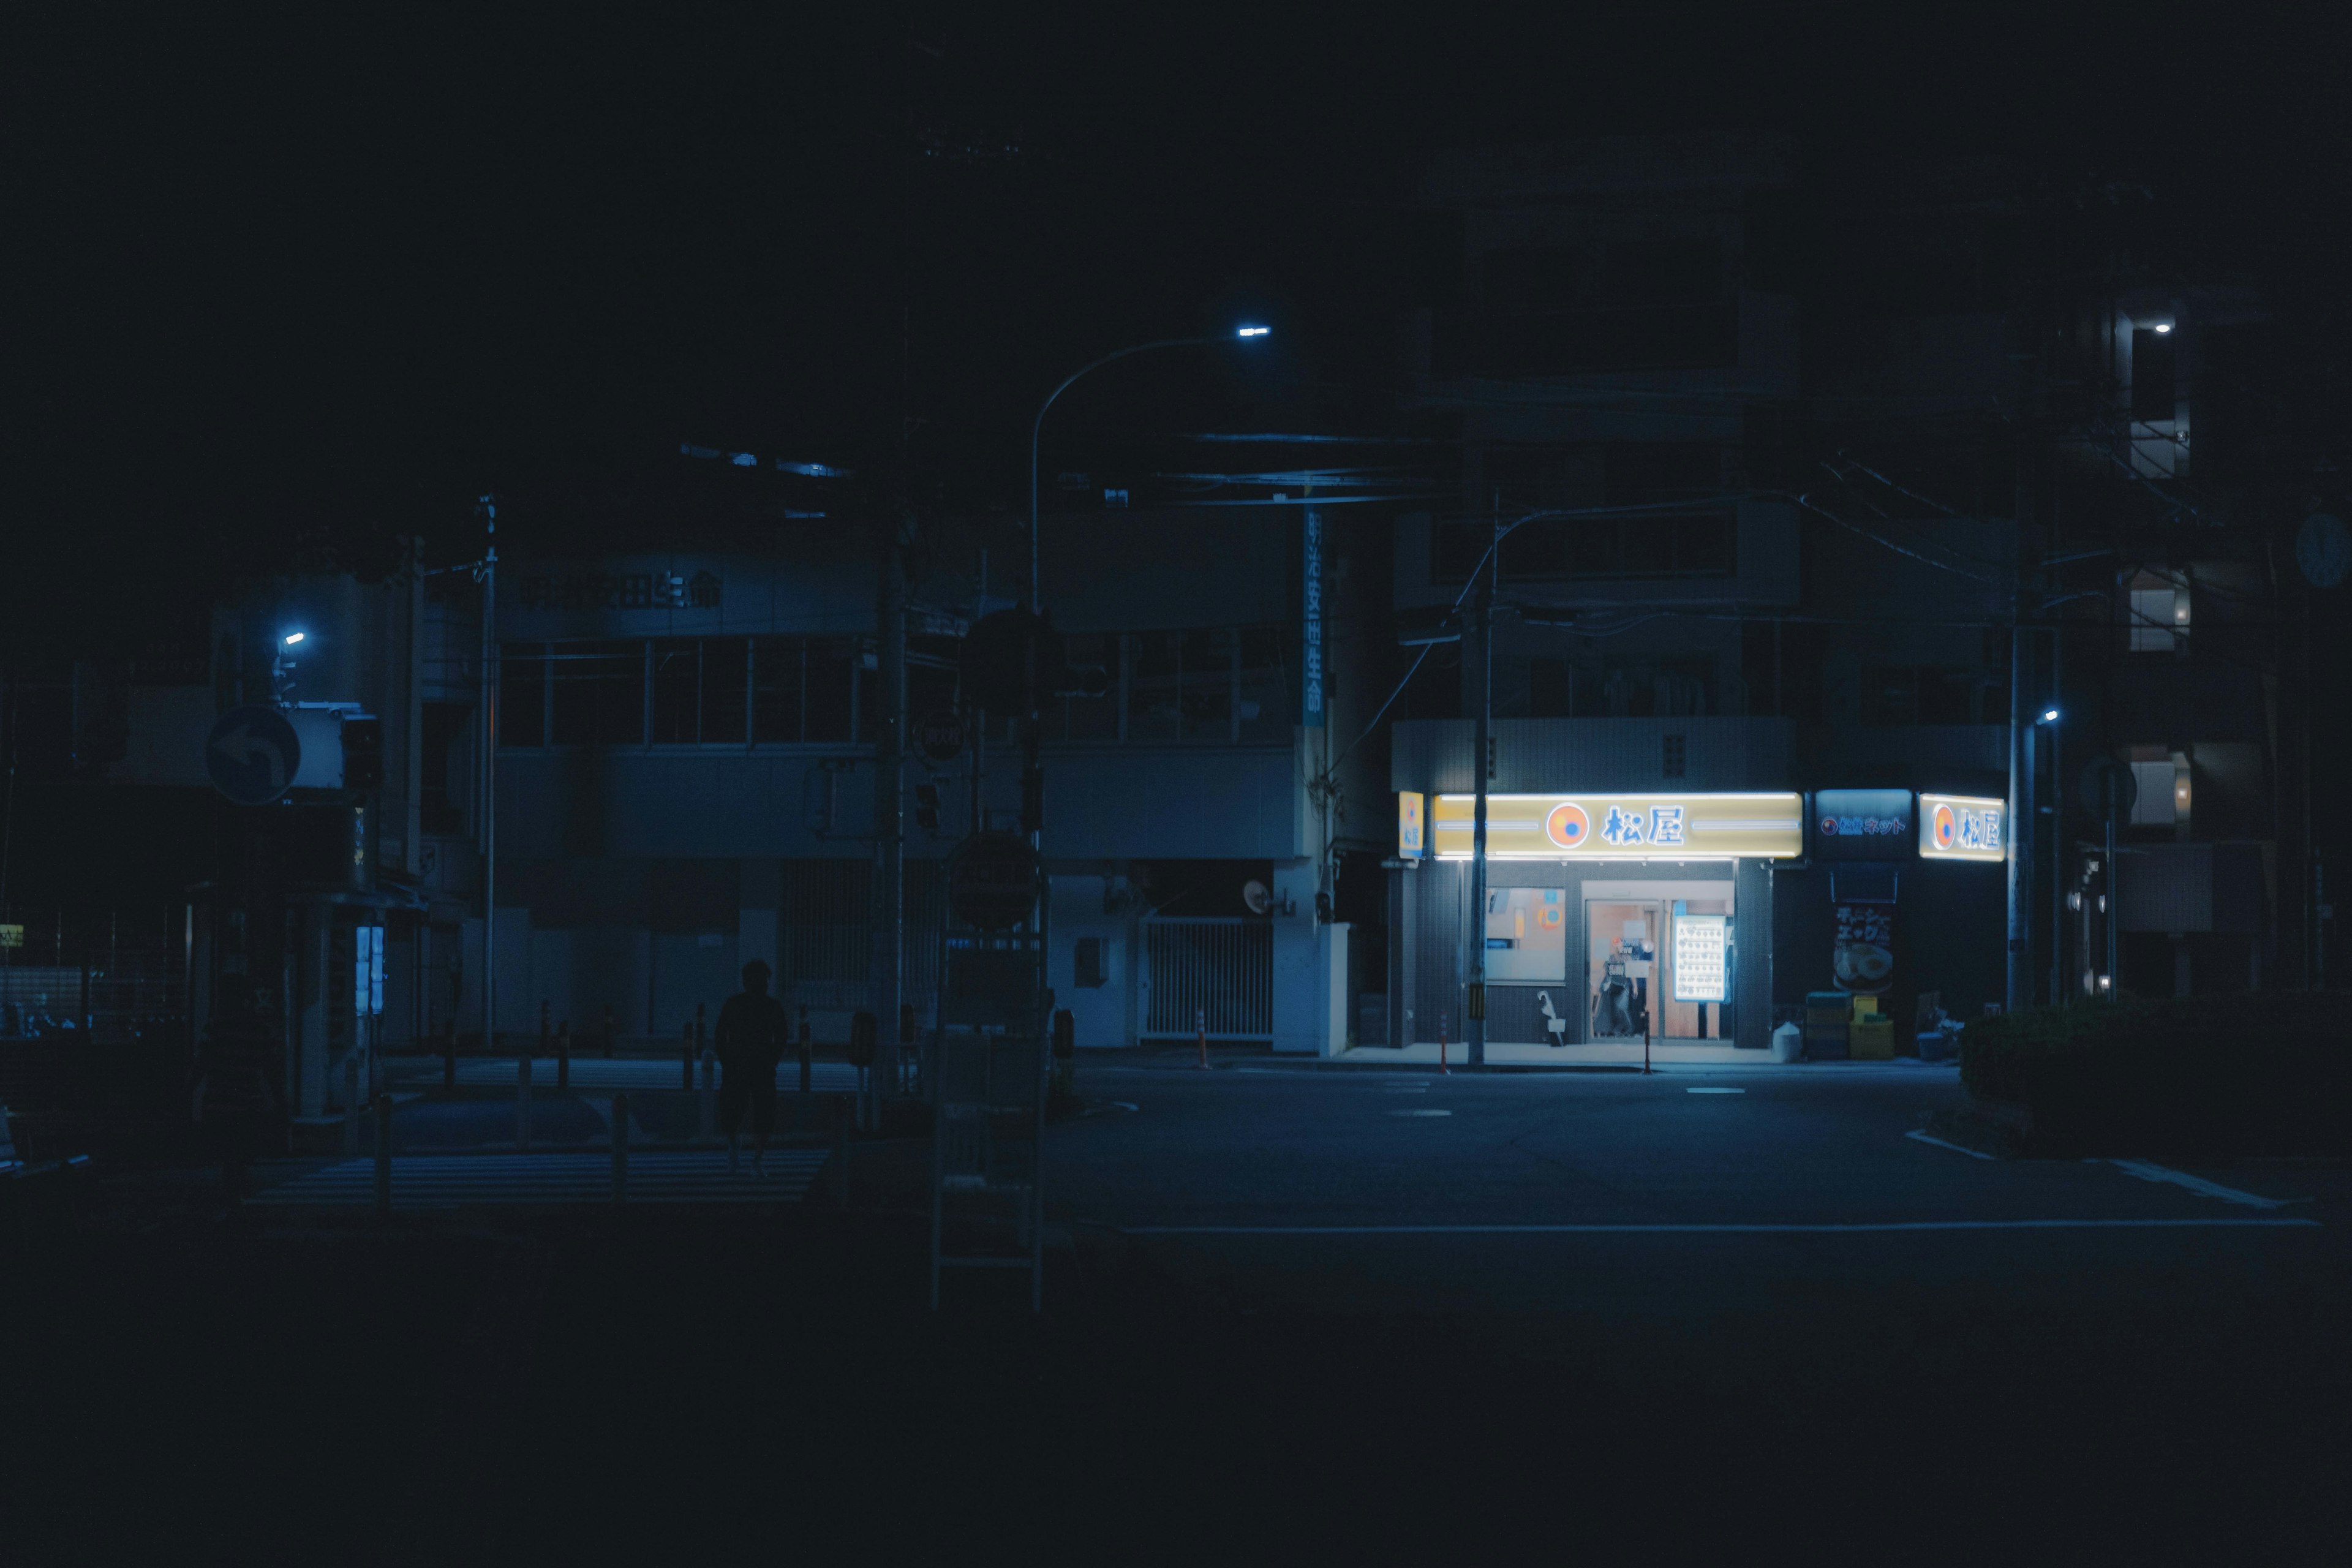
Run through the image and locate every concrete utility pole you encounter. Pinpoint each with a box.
[872,526,908,1122]
[1468,500,1497,1067]
[478,497,499,1057]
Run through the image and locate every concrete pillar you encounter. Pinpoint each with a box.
[1270,859,1322,1055]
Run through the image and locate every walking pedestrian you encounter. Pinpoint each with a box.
[190,973,281,1214]
[714,960,788,1176]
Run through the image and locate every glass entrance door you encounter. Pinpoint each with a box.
[1585,901,1659,1039]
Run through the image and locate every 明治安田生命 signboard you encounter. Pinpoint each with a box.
[1918,794,2005,862]
[1428,793,1802,860]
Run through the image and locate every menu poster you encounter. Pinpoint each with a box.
[1832,897,1896,996]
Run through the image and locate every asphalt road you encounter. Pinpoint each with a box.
[7,1059,2343,1561]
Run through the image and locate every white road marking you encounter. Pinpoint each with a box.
[1907,1129,1995,1160]
[1110,1101,1139,1112]
[1387,1109,1452,1117]
[2106,1159,2301,1210]
[1122,1218,2321,1235]
[1686,1087,1745,1095]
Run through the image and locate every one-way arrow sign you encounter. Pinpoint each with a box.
[206,706,302,805]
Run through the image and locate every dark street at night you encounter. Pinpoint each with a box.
[6,4,2352,1559]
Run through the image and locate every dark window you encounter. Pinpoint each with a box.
[1860,665,1917,728]
[1604,238,1722,308]
[1607,443,1719,506]
[1406,209,1466,307]
[1182,628,1235,741]
[701,638,747,743]
[1127,633,1182,743]
[907,656,958,730]
[1431,519,1487,582]
[2132,329,2176,423]
[650,640,699,743]
[499,645,545,747]
[804,639,853,743]
[551,641,644,747]
[752,639,803,743]
[1663,734,1687,778]
[1238,625,1293,742]
[1918,668,1975,725]
[1074,937,1106,989]
[1059,633,1119,741]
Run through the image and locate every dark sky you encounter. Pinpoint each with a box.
[6,2,2347,639]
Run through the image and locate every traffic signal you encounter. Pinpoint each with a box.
[914,782,940,831]
[339,714,384,791]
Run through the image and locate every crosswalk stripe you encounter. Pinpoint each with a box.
[247,1151,831,1206]
[440,1061,862,1090]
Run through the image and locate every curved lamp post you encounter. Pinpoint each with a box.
[1028,325,1270,611]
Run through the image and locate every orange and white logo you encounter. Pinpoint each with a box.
[1544,801,1591,850]
[1932,802,1958,851]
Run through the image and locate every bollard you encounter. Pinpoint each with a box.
[557,1021,570,1090]
[343,1056,362,1153]
[682,1021,694,1090]
[373,1093,392,1216]
[1196,1006,1208,1070]
[443,1020,457,1090]
[611,1090,629,1204]
[517,1049,533,1150]
[698,1051,717,1144]
[602,1002,616,1060]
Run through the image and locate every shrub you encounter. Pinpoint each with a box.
[1959,992,2352,1155]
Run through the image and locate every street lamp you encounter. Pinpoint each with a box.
[1028,325,1272,611]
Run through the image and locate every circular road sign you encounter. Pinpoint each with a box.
[948,831,1041,932]
[915,707,967,764]
[206,706,302,805]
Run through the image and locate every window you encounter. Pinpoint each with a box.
[752,639,804,743]
[2132,328,2176,423]
[651,640,700,743]
[1238,625,1294,741]
[2128,573,2188,653]
[1860,665,1978,727]
[499,645,546,747]
[805,639,854,742]
[1074,937,1106,989]
[1529,657,1572,719]
[551,641,644,747]
[1059,633,1120,741]
[1662,734,1686,778]
[420,701,469,833]
[702,638,747,742]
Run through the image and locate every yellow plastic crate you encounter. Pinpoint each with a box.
[1849,1016,1894,1060]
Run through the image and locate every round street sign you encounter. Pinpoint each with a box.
[915,707,967,765]
[948,831,1041,931]
[206,706,302,805]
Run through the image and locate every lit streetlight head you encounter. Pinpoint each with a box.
[2152,322,2173,334]
[2040,707,2060,724]
[1235,325,1270,338]
[283,631,306,646]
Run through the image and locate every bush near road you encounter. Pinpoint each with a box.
[1960,993,2352,1156]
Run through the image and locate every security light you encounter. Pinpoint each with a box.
[1235,325,1270,337]
[282,631,306,646]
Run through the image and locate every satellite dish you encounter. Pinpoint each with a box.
[1241,880,1272,916]
[2296,512,2350,589]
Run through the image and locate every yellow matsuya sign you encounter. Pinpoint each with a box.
[1428,793,1803,861]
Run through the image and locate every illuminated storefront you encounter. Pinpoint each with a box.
[1390,792,1800,1057]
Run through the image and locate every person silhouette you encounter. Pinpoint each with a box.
[713,960,789,1175]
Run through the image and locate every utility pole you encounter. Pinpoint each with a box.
[872,527,908,1123]
[1468,498,1497,1066]
[477,497,498,1057]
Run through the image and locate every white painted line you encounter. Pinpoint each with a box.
[2106,1159,2299,1210]
[1110,1101,1139,1112]
[1123,1218,2321,1235]
[1907,1129,1994,1161]
[1387,1109,1452,1117]
[1686,1087,1745,1095]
